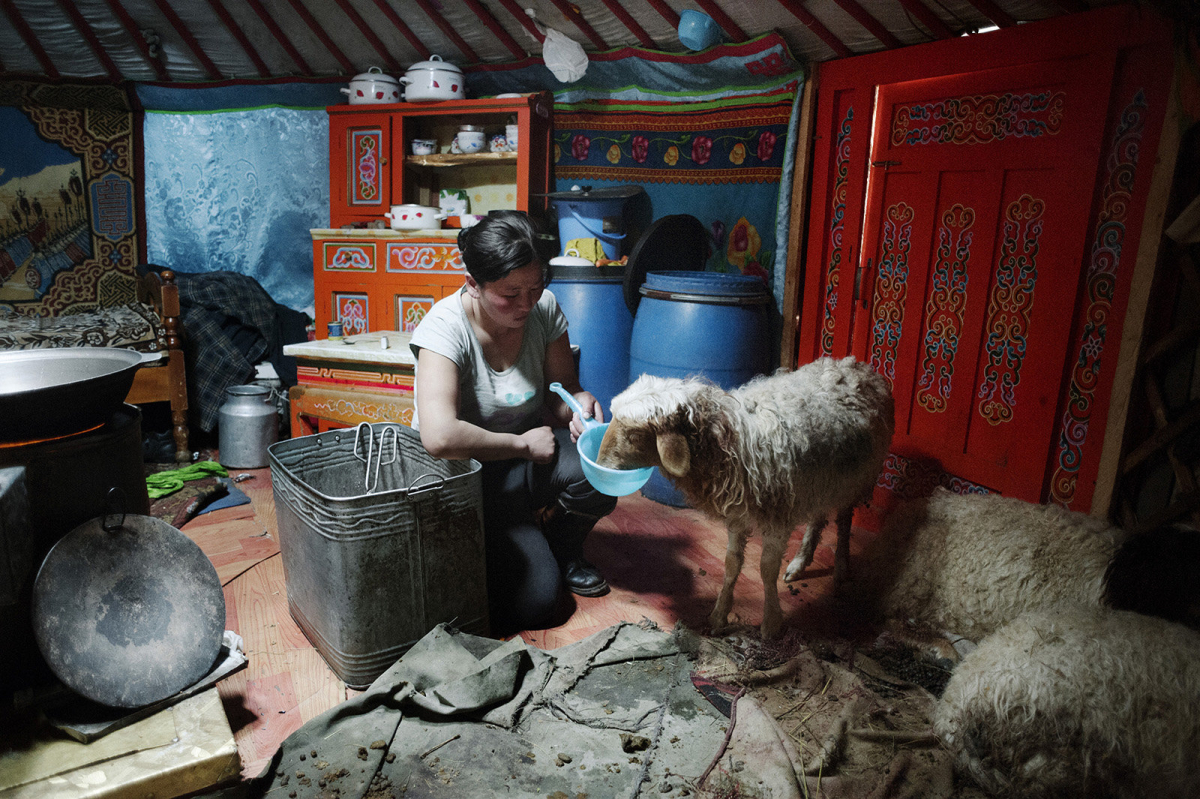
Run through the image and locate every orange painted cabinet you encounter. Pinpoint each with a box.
[320,93,554,335]
[327,92,553,228]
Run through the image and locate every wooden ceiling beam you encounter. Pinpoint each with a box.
[963,0,1017,28]
[0,0,61,78]
[101,0,169,80]
[245,0,312,74]
[894,0,954,39]
[775,0,853,59]
[205,0,271,77]
[695,0,746,42]
[829,0,901,48]
[55,0,124,80]
[493,0,545,44]
[399,0,477,63]
[148,0,222,79]
[598,0,657,49]
[545,0,609,50]
[282,0,356,74]
[644,0,679,29]
[330,0,406,71]
[460,0,527,60]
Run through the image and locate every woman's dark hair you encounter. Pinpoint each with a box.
[457,210,555,287]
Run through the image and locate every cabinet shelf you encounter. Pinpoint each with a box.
[406,152,518,167]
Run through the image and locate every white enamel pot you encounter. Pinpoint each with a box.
[399,55,466,102]
[341,67,401,104]
[384,204,447,230]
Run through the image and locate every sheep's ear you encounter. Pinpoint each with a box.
[656,432,690,477]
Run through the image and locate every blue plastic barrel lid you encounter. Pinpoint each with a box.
[643,270,769,298]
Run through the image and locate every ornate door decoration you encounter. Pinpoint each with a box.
[916,204,975,413]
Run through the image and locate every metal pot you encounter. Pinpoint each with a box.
[400,55,465,102]
[384,204,446,231]
[341,67,401,104]
[0,347,152,441]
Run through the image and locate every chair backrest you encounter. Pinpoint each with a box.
[623,214,710,314]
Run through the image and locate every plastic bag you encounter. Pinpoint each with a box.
[543,27,588,83]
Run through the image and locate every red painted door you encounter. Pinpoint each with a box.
[850,53,1116,499]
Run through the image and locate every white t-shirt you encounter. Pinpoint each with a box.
[409,287,568,434]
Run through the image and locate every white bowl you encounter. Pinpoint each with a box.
[456,131,485,153]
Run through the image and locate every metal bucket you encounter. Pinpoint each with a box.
[218,385,278,469]
[268,424,487,688]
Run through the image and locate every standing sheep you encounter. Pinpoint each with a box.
[597,356,894,638]
[934,605,1200,798]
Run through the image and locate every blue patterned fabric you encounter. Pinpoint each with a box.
[142,98,330,313]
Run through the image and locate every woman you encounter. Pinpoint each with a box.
[409,211,617,634]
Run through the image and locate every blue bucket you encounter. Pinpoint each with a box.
[552,263,632,412]
[546,186,642,261]
[629,271,771,506]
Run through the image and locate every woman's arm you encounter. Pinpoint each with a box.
[415,348,557,463]
[543,331,603,440]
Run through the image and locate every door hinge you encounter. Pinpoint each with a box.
[871,160,902,169]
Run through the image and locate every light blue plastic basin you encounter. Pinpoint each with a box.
[576,423,654,497]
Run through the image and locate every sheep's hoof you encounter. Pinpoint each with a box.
[760,613,783,640]
[783,558,810,583]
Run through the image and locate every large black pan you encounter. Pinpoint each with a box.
[31,511,226,708]
[0,347,148,441]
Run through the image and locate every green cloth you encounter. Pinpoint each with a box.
[146,460,228,499]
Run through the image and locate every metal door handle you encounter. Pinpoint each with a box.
[855,258,873,309]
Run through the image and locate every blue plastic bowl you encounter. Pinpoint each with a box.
[678,10,721,51]
[576,423,654,497]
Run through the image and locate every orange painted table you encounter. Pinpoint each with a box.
[283,332,415,435]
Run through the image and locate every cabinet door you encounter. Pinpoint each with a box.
[853,53,1115,499]
[329,113,393,225]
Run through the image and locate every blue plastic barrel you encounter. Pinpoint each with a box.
[551,263,633,413]
[629,271,772,507]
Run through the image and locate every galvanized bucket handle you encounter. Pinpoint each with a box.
[407,473,445,498]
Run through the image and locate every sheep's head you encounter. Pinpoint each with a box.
[596,374,713,478]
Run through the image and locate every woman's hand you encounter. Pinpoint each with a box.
[520,426,558,464]
[568,393,604,443]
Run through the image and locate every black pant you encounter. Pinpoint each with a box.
[480,428,617,634]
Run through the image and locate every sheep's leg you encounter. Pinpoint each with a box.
[833,507,854,585]
[710,522,749,634]
[759,529,788,639]
[784,514,829,582]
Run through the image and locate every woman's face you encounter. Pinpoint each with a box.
[473,263,544,330]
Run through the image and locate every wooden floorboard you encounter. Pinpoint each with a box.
[181,465,875,780]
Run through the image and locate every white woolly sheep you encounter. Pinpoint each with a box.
[598,356,894,638]
[851,487,1128,656]
[934,605,1200,798]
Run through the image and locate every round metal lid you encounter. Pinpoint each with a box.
[639,271,771,304]
[32,512,225,708]
[406,54,463,75]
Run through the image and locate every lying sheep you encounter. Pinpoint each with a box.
[934,605,1200,798]
[598,356,894,638]
[851,487,1127,655]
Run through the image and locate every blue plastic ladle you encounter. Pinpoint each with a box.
[548,382,601,430]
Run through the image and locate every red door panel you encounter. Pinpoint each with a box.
[855,52,1116,500]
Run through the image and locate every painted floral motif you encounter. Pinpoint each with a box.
[1050,90,1147,507]
[336,294,368,335]
[821,108,853,357]
[729,142,747,165]
[892,90,1066,146]
[725,217,770,282]
[571,134,591,160]
[977,194,1045,426]
[664,145,680,166]
[868,202,915,386]
[692,136,713,165]
[757,130,777,161]
[632,135,649,163]
[353,132,379,203]
[916,204,975,413]
[607,144,622,164]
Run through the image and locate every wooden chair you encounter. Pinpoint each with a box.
[124,269,190,461]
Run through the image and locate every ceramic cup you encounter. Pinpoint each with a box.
[456,130,485,153]
[506,124,519,152]
[490,134,509,152]
[411,138,436,155]
[327,321,344,341]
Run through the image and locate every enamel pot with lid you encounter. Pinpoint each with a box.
[400,55,466,102]
[342,67,401,104]
[384,204,447,230]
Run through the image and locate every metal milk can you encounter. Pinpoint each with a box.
[218,385,278,468]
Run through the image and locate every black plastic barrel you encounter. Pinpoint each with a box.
[552,263,633,412]
[629,271,771,506]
